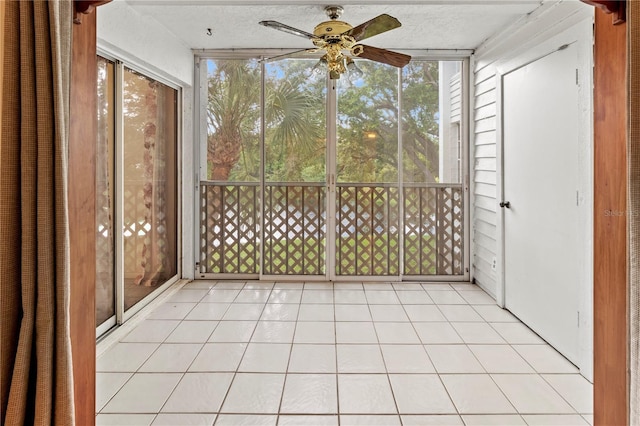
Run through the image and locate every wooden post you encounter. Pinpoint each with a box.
[593,7,628,426]
[69,8,98,425]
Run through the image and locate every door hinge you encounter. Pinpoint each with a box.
[577,311,580,327]
[575,69,579,85]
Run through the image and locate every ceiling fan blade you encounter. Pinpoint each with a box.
[261,48,318,63]
[357,45,411,68]
[344,14,402,42]
[259,20,317,40]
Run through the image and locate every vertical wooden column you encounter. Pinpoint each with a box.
[593,7,628,426]
[69,9,97,426]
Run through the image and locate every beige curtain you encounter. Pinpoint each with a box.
[0,1,75,425]
[630,1,640,423]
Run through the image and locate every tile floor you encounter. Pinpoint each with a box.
[96,281,593,426]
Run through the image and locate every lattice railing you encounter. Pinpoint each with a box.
[263,183,326,275]
[199,181,463,277]
[336,184,400,276]
[403,183,464,275]
[200,182,260,274]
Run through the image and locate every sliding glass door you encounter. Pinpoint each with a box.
[96,56,180,334]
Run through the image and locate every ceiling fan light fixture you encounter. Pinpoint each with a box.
[346,58,364,82]
[311,55,329,76]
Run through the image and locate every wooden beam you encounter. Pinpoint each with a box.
[69,10,97,426]
[581,0,626,24]
[74,1,110,25]
[593,7,628,426]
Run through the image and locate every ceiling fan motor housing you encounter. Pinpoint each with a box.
[313,20,352,38]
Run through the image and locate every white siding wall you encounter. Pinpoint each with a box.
[470,1,592,296]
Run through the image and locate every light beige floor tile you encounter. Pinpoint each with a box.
[413,322,463,344]
[251,321,296,343]
[492,374,576,414]
[389,374,457,414]
[238,343,291,373]
[491,323,545,344]
[403,305,446,322]
[260,304,300,321]
[169,289,209,303]
[374,322,420,344]
[458,290,495,304]
[268,289,303,304]
[380,345,435,373]
[336,322,378,343]
[102,373,181,413]
[469,345,535,373]
[397,291,434,305]
[298,304,335,321]
[441,374,516,414]
[223,303,265,320]
[208,320,257,343]
[288,344,336,373]
[280,374,337,414]
[295,321,335,343]
[337,345,386,373]
[334,290,368,304]
[162,372,233,413]
[139,343,202,372]
[425,345,485,374]
[185,303,230,320]
[147,302,196,320]
[542,374,593,414]
[338,374,397,414]
[370,305,409,322]
[340,415,401,425]
[97,342,159,372]
[365,290,401,304]
[216,415,277,425]
[421,283,454,291]
[301,290,334,304]
[522,414,589,425]
[278,415,338,425]
[438,305,484,322]
[235,289,272,304]
[165,320,218,343]
[401,415,463,425]
[96,372,132,412]
[334,304,372,321]
[121,320,180,343]
[451,322,506,344]
[189,342,246,372]
[96,414,155,425]
[221,373,285,414]
[152,413,217,425]
[472,305,520,322]
[427,290,466,304]
[512,345,579,374]
[200,289,240,303]
[461,414,526,425]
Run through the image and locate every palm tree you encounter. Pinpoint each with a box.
[206,59,325,182]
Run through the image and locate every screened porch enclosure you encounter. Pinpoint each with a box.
[198,57,466,278]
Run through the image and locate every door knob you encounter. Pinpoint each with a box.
[500,201,511,209]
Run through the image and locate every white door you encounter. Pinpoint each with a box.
[503,44,580,364]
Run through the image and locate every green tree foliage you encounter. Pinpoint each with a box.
[206,58,442,184]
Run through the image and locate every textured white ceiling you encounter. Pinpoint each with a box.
[125,0,544,51]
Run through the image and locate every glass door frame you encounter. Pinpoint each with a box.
[97,51,183,337]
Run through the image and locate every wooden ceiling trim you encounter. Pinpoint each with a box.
[580,0,626,24]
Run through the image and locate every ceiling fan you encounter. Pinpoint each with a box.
[259,5,411,80]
